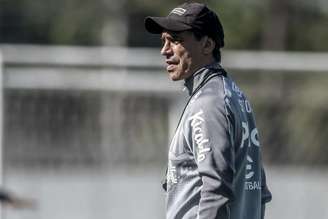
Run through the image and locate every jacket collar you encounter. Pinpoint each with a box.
[184,62,223,96]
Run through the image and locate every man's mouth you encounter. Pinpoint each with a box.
[166,61,178,72]
[167,64,176,72]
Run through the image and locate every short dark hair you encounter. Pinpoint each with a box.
[192,29,221,62]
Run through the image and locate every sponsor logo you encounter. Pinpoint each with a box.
[188,110,211,163]
[170,8,186,16]
[240,115,261,191]
[240,122,260,148]
[245,155,255,179]
[167,161,178,184]
[232,82,243,97]
[245,181,261,191]
[239,99,253,113]
[244,156,261,191]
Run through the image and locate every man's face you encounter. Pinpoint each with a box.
[160,31,204,81]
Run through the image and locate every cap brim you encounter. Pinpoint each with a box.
[144,16,192,34]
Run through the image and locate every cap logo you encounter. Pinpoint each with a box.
[170,8,186,16]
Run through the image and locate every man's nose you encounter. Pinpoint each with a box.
[161,41,172,56]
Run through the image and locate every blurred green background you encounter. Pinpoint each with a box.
[2,0,328,50]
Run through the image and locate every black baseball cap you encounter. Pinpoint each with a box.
[144,2,224,48]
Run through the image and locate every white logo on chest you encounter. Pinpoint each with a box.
[167,160,178,184]
[188,110,211,162]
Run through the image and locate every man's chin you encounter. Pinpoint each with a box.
[168,71,181,81]
[170,77,180,81]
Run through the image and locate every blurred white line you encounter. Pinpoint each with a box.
[1,45,328,72]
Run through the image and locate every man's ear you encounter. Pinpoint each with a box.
[201,36,215,55]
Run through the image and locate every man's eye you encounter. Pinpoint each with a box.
[171,38,182,44]
[172,40,180,45]
[161,36,182,45]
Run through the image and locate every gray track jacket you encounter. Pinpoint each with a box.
[164,63,272,219]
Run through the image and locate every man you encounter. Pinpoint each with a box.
[145,2,272,219]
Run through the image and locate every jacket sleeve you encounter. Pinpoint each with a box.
[188,94,234,219]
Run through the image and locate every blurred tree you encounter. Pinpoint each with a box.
[208,0,267,50]
[0,0,113,45]
[287,0,328,51]
[261,0,290,50]
[1,0,328,50]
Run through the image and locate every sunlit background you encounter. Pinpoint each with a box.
[0,0,328,218]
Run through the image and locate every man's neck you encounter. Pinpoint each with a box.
[184,61,221,96]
